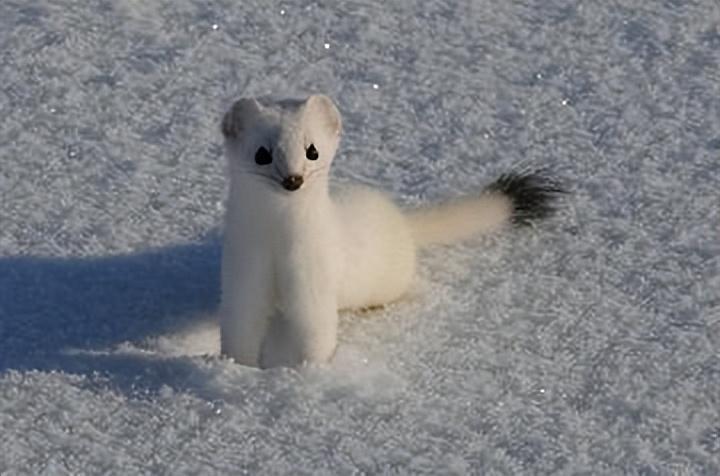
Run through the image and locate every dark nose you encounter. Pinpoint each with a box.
[282,175,304,191]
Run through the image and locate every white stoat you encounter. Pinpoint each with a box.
[219,94,564,368]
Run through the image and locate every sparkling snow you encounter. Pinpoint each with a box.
[1,0,719,473]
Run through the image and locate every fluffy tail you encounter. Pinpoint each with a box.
[406,171,566,246]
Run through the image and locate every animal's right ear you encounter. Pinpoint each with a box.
[221,98,262,139]
[303,94,342,137]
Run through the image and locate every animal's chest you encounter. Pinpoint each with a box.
[252,208,341,286]
[270,212,340,273]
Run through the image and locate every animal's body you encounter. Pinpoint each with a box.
[219,95,563,368]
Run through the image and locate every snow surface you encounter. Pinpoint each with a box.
[1,0,719,473]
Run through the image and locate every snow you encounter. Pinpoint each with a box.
[1,0,719,473]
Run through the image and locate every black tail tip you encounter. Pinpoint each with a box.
[487,171,567,227]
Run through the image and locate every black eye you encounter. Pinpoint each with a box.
[255,146,272,165]
[306,144,319,161]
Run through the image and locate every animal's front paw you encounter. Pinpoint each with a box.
[259,340,337,369]
[259,321,337,369]
[259,343,298,369]
[220,338,260,367]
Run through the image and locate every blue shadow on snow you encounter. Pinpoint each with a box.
[0,239,222,393]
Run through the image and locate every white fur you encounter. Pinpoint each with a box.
[406,193,512,246]
[220,95,514,368]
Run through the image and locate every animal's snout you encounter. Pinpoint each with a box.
[282,175,304,191]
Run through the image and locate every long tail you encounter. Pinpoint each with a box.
[406,171,566,246]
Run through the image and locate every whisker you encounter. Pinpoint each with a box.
[235,170,278,186]
[305,166,330,180]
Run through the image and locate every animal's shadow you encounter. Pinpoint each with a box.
[0,238,222,396]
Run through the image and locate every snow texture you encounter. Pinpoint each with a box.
[1,0,719,474]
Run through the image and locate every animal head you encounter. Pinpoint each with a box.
[221,95,342,193]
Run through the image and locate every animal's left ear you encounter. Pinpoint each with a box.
[304,94,342,137]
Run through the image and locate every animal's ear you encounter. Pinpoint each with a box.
[221,97,262,139]
[304,94,342,136]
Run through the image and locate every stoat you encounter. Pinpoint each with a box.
[219,94,564,368]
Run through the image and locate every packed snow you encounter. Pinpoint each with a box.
[1,0,719,473]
